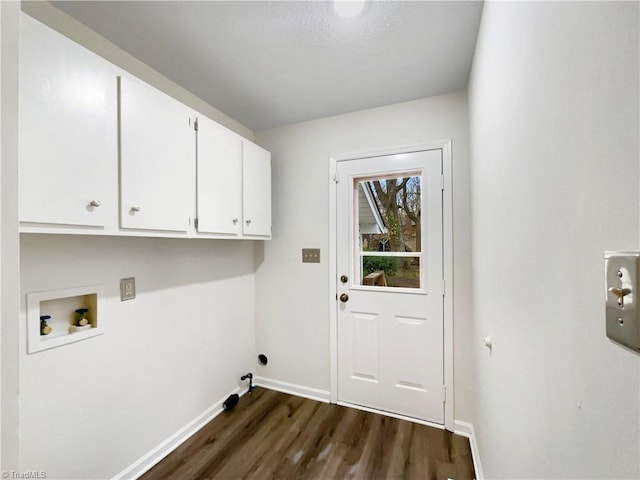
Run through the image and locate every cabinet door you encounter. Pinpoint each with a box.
[19,14,118,228]
[242,141,271,237]
[119,76,194,232]
[196,116,242,235]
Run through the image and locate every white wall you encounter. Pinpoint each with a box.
[1,0,21,472]
[469,1,640,478]
[14,4,260,479]
[20,235,256,479]
[254,92,474,421]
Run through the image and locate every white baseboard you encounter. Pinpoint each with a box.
[254,376,330,403]
[111,387,243,480]
[454,420,484,480]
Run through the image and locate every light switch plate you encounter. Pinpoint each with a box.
[605,252,640,351]
[120,277,136,301]
[302,248,320,263]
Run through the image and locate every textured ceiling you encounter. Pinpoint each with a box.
[52,1,483,131]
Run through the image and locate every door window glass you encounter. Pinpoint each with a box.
[356,174,422,289]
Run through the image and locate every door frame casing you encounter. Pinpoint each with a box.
[328,140,454,431]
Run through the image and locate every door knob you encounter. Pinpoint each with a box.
[130,206,141,212]
[339,293,349,303]
[89,200,101,207]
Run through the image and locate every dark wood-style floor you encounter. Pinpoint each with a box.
[141,388,475,480]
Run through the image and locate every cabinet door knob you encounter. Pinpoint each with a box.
[232,218,239,225]
[246,219,252,225]
[89,200,101,207]
[130,206,141,212]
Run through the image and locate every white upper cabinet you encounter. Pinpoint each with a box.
[119,76,195,233]
[242,141,272,238]
[196,116,242,236]
[19,14,118,228]
[18,13,271,241]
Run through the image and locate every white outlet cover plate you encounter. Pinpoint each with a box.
[120,277,136,301]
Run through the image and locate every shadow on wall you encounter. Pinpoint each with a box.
[20,233,257,294]
[254,237,265,271]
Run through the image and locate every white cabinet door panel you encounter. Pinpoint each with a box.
[196,116,242,235]
[119,76,194,232]
[242,142,271,237]
[19,14,117,228]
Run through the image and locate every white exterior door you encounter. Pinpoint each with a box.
[336,149,445,424]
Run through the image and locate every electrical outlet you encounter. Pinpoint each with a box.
[302,248,320,263]
[120,277,136,301]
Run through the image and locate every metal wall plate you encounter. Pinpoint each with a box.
[605,252,640,351]
[302,248,320,263]
[120,277,136,301]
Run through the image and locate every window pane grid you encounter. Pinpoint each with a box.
[358,251,422,258]
[355,173,423,290]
